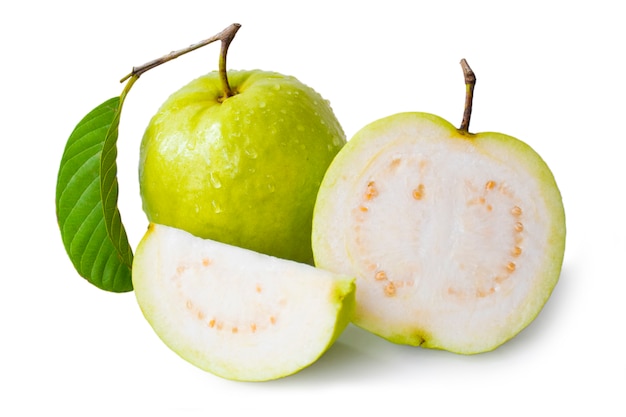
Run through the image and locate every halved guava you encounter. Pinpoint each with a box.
[312,112,566,354]
[132,223,355,381]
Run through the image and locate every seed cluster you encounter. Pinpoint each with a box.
[373,270,415,297]
[356,175,527,300]
[172,259,279,335]
[359,179,419,297]
[460,180,526,298]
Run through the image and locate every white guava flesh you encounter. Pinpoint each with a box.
[132,223,355,381]
[312,112,566,354]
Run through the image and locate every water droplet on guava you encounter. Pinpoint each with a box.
[266,175,276,193]
[245,146,258,159]
[209,172,222,189]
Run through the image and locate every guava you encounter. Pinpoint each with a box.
[132,223,355,381]
[311,60,566,354]
[139,70,346,264]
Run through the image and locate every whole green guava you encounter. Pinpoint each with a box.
[140,70,345,263]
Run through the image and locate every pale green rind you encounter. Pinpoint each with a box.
[133,223,355,381]
[326,278,357,348]
[140,70,346,264]
[312,112,566,354]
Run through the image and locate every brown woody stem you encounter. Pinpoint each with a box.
[459,58,476,133]
[119,23,242,87]
[217,24,239,99]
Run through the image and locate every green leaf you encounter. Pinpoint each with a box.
[56,80,137,293]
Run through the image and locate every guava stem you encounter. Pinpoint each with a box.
[218,24,239,100]
[119,23,242,83]
[459,58,476,133]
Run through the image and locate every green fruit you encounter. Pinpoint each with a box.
[132,223,355,381]
[140,70,345,264]
[311,60,565,354]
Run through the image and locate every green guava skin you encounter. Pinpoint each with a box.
[140,70,346,264]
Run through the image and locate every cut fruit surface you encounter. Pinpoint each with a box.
[132,223,355,381]
[312,112,565,354]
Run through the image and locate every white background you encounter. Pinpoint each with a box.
[1,1,624,415]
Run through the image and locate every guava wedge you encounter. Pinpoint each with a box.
[312,111,566,354]
[132,223,355,381]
